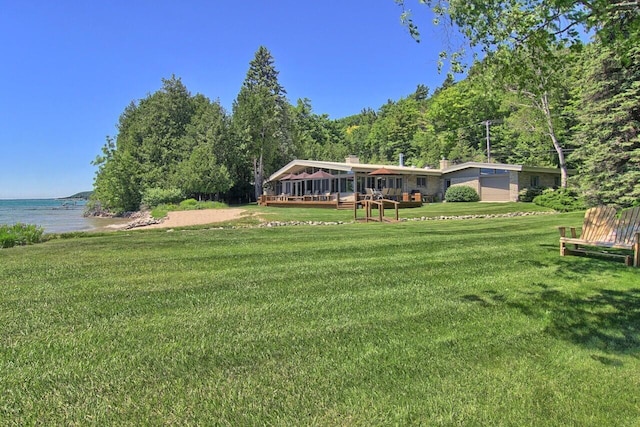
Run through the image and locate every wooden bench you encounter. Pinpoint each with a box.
[559,206,640,267]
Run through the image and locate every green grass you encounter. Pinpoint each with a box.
[1,209,639,425]
[241,201,553,224]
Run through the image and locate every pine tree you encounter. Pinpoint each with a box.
[233,46,291,200]
[572,36,640,207]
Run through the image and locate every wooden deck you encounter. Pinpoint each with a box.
[259,194,423,210]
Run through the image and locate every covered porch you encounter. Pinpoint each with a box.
[262,166,423,209]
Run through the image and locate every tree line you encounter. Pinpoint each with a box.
[92,18,638,213]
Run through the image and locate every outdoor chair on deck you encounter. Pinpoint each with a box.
[364,188,375,200]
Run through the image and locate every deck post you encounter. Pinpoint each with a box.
[354,194,358,218]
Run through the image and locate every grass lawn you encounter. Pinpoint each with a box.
[1,207,639,425]
[240,201,554,224]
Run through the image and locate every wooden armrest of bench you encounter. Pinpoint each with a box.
[558,226,577,238]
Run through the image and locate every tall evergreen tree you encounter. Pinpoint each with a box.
[173,95,234,200]
[572,37,640,207]
[233,46,291,200]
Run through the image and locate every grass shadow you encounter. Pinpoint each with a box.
[510,284,640,357]
[541,241,630,279]
[462,281,640,363]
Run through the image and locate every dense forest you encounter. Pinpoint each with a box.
[92,5,639,213]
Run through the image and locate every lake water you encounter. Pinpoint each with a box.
[0,199,127,234]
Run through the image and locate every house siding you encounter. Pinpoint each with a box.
[509,171,519,201]
[443,169,481,197]
[406,175,440,196]
[518,171,559,190]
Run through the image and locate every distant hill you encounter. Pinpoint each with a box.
[62,191,93,200]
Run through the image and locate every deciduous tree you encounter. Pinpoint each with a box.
[395,0,639,68]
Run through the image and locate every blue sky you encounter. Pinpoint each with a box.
[0,1,461,199]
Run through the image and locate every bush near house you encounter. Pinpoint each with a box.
[519,186,547,202]
[533,188,586,212]
[445,185,480,202]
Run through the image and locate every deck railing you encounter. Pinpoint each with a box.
[259,192,427,209]
[258,193,341,208]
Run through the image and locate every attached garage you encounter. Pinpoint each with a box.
[442,165,515,202]
[479,174,511,201]
[441,162,563,202]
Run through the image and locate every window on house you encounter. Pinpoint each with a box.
[530,176,540,187]
[481,168,508,175]
[366,177,376,189]
[554,176,561,188]
[417,177,427,187]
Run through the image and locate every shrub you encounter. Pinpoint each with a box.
[195,201,228,210]
[518,187,546,202]
[0,223,45,248]
[445,186,480,202]
[179,199,199,209]
[533,188,586,212]
[141,188,183,209]
[151,204,172,220]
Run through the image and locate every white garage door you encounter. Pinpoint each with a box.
[480,175,511,201]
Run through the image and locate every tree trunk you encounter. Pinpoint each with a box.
[540,92,568,188]
[253,151,264,202]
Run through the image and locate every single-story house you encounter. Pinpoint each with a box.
[265,156,562,203]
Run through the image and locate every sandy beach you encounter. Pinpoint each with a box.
[141,208,248,229]
[104,208,249,230]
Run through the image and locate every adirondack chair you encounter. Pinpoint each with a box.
[364,188,375,200]
[559,206,640,267]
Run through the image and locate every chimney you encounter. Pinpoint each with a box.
[399,153,405,167]
[439,158,449,170]
[345,155,360,164]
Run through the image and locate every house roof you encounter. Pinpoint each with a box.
[268,159,562,182]
[442,162,562,175]
[268,159,441,182]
